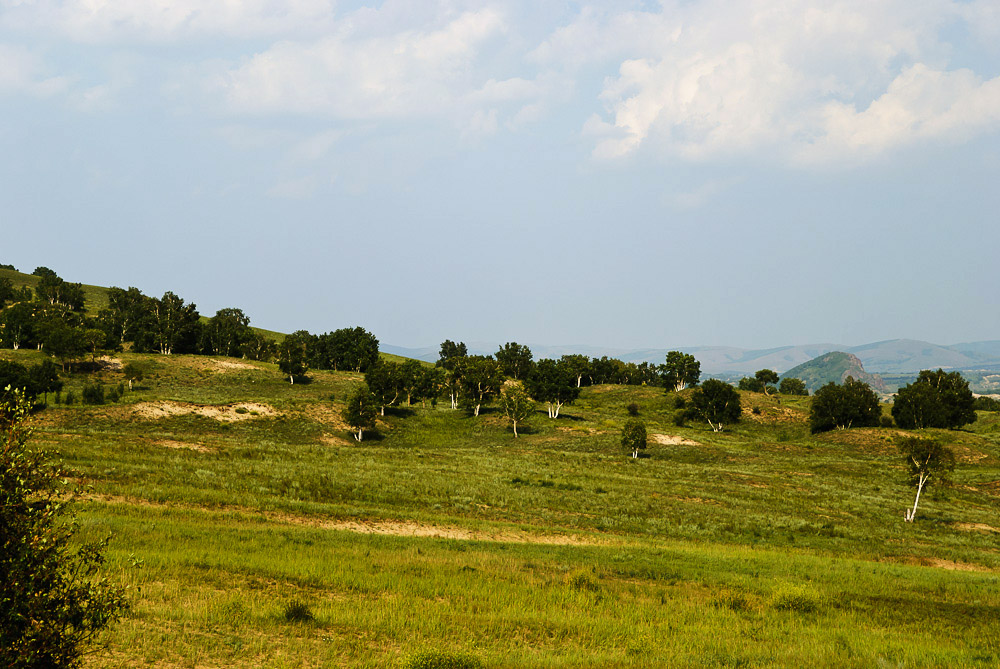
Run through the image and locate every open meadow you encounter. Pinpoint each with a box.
[6,349,1000,668]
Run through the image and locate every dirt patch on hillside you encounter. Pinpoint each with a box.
[306,518,605,546]
[154,439,213,453]
[650,433,701,446]
[132,401,277,422]
[97,356,124,371]
[303,405,350,430]
[212,359,259,372]
[84,494,606,546]
[955,522,1000,534]
[741,404,807,424]
[904,557,994,573]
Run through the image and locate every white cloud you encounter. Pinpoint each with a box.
[555,0,1000,163]
[217,9,507,119]
[0,43,69,96]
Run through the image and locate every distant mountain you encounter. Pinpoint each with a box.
[782,352,888,394]
[382,338,1000,375]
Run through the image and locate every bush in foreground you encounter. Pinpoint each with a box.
[1,390,129,668]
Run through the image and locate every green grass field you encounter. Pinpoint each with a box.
[6,348,1000,667]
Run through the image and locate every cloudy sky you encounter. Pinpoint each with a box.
[3,0,999,350]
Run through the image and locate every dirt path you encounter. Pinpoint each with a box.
[85,495,610,547]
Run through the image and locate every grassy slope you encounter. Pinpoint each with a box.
[5,348,1000,667]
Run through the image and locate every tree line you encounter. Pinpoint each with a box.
[0,266,379,384]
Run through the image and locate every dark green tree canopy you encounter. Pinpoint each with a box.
[496,342,534,380]
[898,436,956,522]
[525,359,580,418]
[778,377,808,396]
[342,386,378,442]
[621,418,647,457]
[559,354,590,388]
[689,379,741,432]
[755,369,779,394]
[891,369,976,430]
[436,340,468,370]
[809,377,882,433]
[661,351,701,392]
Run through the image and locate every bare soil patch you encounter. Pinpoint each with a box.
[650,433,701,446]
[955,522,1000,534]
[132,401,277,422]
[97,355,124,371]
[911,557,993,573]
[84,495,606,546]
[154,439,213,453]
[212,359,259,372]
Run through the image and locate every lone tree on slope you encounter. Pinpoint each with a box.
[621,418,647,458]
[898,437,955,522]
[689,379,741,432]
[342,386,378,442]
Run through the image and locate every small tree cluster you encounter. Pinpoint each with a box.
[689,379,741,432]
[809,377,882,433]
[892,369,977,430]
[621,418,647,457]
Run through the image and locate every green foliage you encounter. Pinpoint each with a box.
[342,385,378,441]
[277,331,310,383]
[771,585,820,613]
[661,351,701,392]
[122,362,145,390]
[498,383,534,437]
[621,418,647,457]
[1,391,129,668]
[495,342,533,380]
[755,369,779,394]
[892,369,976,429]
[82,382,105,405]
[738,376,763,392]
[689,379,740,432]
[626,402,639,416]
[456,356,503,417]
[809,377,881,433]
[974,395,1000,411]
[778,377,808,396]
[900,437,955,490]
[525,359,579,418]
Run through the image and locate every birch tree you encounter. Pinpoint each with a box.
[899,437,955,522]
[499,383,533,437]
[661,351,700,392]
[690,379,741,432]
[525,359,579,418]
[342,386,378,442]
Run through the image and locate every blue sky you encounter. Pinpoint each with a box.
[3,0,999,350]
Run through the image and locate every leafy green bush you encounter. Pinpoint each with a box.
[626,402,640,416]
[403,650,483,669]
[1,391,129,667]
[235,407,249,415]
[81,382,104,405]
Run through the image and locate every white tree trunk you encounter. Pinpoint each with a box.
[355,428,363,442]
[554,401,562,418]
[513,421,518,437]
[474,404,481,417]
[905,472,929,522]
[289,374,294,384]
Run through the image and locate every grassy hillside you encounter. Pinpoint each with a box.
[4,347,999,667]
[783,351,887,394]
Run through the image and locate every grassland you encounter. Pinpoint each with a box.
[5,347,1000,667]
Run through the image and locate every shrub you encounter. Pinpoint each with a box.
[626,402,640,416]
[672,411,686,427]
[403,650,483,669]
[282,599,314,623]
[673,396,686,410]
[565,569,600,592]
[1,391,130,666]
[880,415,894,428]
[64,390,76,405]
[771,585,819,613]
[81,382,104,405]
[235,407,249,415]
[751,406,762,415]
[106,386,121,403]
